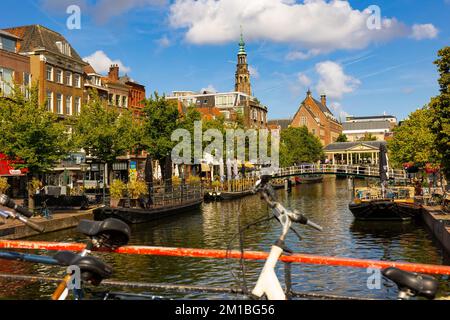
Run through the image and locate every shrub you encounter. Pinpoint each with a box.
[172,176,181,186]
[187,176,201,185]
[110,179,126,200]
[0,177,9,194]
[127,180,148,199]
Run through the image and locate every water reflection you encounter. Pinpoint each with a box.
[1,177,449,299]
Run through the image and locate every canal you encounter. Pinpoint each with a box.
[1,177,449,299]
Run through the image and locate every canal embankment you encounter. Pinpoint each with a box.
[422,205,450,254]
[0,207,95,239]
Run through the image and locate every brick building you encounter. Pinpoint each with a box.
[0,30,30,97]
[119,75,146,118]
[3,25,88,118]
[291,90,342,145]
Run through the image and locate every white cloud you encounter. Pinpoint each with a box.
[410,24,439,40]
[156,35,171,48]
[169,0,410,52]
[329,101,349,121]
[200,84,217,93]
[286,49,323,61]
[249,65,260,79]
[315,61,360,100]
[83,50,131,74]
[297,72,312,87]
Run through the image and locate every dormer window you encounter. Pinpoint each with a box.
[55,41,72,57]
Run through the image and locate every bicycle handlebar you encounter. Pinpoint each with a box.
[0,194,45,233]
[0,194,34,218]
[0,209,45,233]
[254,175,323,232]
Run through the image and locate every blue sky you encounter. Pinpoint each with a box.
[2,0,449,121]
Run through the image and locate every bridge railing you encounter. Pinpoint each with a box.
[270,164,407,180]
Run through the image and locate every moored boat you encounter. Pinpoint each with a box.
[295,174,324,184]
[93,199,203,224]
[348,144,419,221]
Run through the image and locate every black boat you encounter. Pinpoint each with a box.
[93,199,203,224]
[348,143,420,221]
[349,199,421,221]
[295,174,324,184]
[204,189,254,201]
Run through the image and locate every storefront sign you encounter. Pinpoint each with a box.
[129,161,137,182]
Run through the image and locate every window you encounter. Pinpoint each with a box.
[74,74,81,88]
[122,96,127,108]
[55,41,72,56]
[56,70,63,84]
[301,116,307,126]
[65,95,72,115]
[116,95,120,106]
[46,91,53,112]
[65,72,72,86]
[0,68,13,95]
[56,93,63,114]
[108,94,113,104]
[46,66,53,81]
[0,36,16,52]
[74,97,81,115]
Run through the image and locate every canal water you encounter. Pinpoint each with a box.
[1,177,449,300]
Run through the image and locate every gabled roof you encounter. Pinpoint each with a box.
[0,29,21,40]
[3,25,85,64]
[83,64,97,75]
[324,141,386,152]
[267,119,292,130]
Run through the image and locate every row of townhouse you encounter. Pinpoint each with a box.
[0,24,147,196]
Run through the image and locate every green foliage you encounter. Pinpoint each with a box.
[429,46,450,178]
[0,86,70,174]
[127,179,148,199]
[388,107,439,167]
[279,127,324,167]
[358,133,377,141]
[336,133,348,142]
[110,179,126,200]
[140,92,181,161]
[73,90,136,164]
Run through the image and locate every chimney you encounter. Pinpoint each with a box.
[108,64,119,81]
[321,94,327,106]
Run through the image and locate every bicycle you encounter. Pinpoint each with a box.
[0,191,446,301]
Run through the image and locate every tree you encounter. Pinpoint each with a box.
[336,133,348,142]
[388,107,439,168]
[140,93,181,189]
[429,46,450,179]
[0,86,70,207]
[73,90,136,200]
[358,132,377,141]
[279,127,324,167]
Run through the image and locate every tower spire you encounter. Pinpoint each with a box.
[238,25,246,55]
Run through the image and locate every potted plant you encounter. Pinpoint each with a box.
[211,180,221,192]
[0,177,9,194]
[110,179,126,208]
[127,180,148,207]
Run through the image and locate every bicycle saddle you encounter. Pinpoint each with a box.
[54,251,112,286]
[77,218,131,249]
[382,267,439,299]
